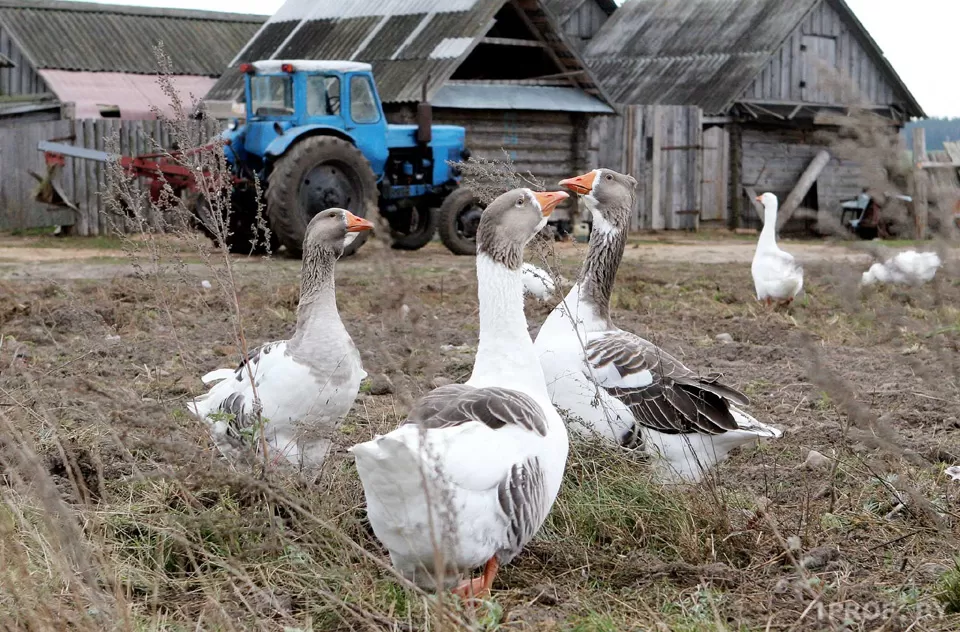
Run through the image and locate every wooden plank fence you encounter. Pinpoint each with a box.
[0,118,220,234]
[588,105,703,230]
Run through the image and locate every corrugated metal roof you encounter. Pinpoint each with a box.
[0,0,266,76]
[584,0,820,112]
[583,0,924,118]
[433,83,614,112]
[207,0,612,110]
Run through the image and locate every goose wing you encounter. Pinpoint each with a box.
[583,331,749,436]
[189,341,298,439]
[399,384,551,549]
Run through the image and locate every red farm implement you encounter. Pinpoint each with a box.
[35,139,237,212]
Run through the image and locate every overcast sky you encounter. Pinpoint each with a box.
[65,0,959,118]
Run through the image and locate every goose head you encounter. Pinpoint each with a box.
[559,168,637,234]
[756,192,779,216]
[477,188,568,269]
[304,208,375,257]
[861,262,884,286]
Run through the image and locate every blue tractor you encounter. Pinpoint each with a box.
[205,59,484,256]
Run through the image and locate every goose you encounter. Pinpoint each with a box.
[861,250,942,286]
[752,192,804,306]
[534,169,782,484]
[188,208,373,472]
[350,188,570,598]
[521,262,560,301]
[946,465,960,482]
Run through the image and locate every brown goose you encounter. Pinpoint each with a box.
[533,169,782,483]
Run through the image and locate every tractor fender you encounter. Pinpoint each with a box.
[264,125,358,160]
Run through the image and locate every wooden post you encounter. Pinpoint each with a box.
[776,149,831,230]
[728,123,742,230]
[650,106,663,230]
[912,127,928,240]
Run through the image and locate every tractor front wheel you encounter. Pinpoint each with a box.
[266,136,377,258]
[389,206,438,250]
[437,187,484,256]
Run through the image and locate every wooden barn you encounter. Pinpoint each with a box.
[543,0,616,51]
[0,0,264,123]
[582,0,926,231]
[204,0,614,188]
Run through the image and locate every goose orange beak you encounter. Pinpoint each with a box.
[345,212,375,232]
[533,190,569,217]
[559,171,598,195]
[755,195,762,202]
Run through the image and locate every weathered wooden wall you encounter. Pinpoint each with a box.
[0,118,219,233]
[432,108,583,184]
[588,105,702,230]
[739,0,903,106]
[0,23,47,96]
[700,125,729,223]
[737,126,867,228]
[558,0,609,48]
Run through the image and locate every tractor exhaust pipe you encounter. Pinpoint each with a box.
[417,74,432,145]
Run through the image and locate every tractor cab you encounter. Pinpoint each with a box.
[225,60,390,176]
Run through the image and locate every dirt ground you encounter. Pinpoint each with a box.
[1,231,959,631]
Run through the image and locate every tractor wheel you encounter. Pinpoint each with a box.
[194,187,278,255]
[266,136,377,258]
[389,206,438,251]
[437,187,484,256]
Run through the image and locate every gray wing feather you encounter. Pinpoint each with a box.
[496,457,548,563]
[585,332,749,437]
[213,342,284,444]
[404,384,548,437]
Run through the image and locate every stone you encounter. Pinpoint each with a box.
[800,449,831,471]
[369,373,394,396]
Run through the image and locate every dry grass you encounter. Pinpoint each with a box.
[2,245,960,631]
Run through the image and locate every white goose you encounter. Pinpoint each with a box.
[521,262,560,301]
[861,250,942,286]
[534,169,782,484]
[350,188,570,597]
[752,192,804,307]
[188,209,373,472]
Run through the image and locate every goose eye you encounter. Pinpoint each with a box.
[605,174,613,181]
[516,197,524,206]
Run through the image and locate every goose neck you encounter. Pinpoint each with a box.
[470,253,545,394]
[291,247,339,341]
[580,214,626,327]
[758,204,779,248]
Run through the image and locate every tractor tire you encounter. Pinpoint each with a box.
[438,187,484,256]
[266,136,377,258]
[389,206,438,251]
[194,188,278,255]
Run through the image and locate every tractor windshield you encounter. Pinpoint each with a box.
[249,74,293,118]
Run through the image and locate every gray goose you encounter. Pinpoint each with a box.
[188,208,373,473]
[533,168,782,483]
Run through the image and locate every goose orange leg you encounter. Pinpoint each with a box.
[451,557,500,599]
